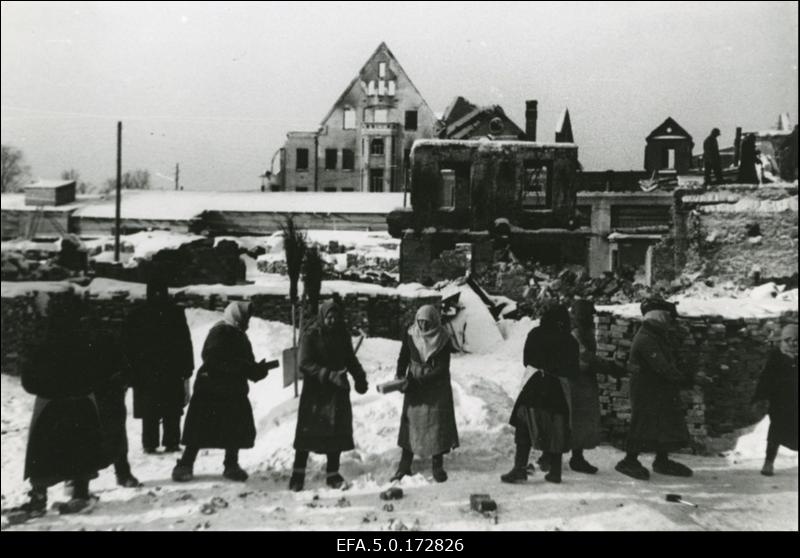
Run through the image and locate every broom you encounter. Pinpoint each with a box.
[281,215,307,397]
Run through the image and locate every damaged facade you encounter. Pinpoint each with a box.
[271,43,439,193]
[387,139,586,284]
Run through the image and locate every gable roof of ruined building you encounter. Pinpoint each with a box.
[438,96,525,139]
[646,117,693,142]
[318,42,437,128]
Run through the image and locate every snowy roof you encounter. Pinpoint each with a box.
[24,180,75,189]
[72,191,406,221]
[0,194,83,212]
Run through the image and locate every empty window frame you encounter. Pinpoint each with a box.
[295,187,309,192]
[378,80,386,96]
[438,169,456,209]
[296,148,309,171]
[343,107,356,129]
[367,80,376,95]
[370,138,385,156]
[387,80,396,96]
[323,187,336,192]
[405,110,418,131]
[369,169,385,192]
[522,162,551,208]
[325,149,337,170]
[342,149,355,170]
[379,62,386,78]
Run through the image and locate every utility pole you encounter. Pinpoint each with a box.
[174,163,180,191]
[114,121,122,262]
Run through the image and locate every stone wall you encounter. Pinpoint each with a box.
[1,286,440,377]
[594,309,798,453]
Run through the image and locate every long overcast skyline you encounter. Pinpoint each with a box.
[1,1,798,192]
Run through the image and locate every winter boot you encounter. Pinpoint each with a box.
[223,465,249,482]
[56,497,97,515]
[501,443,530,484]
[569,452,599,475]
[390,449,414,482]
[544,453,562,484]
[326,473,351,490]
[761,459,775,477]
[171,461,194,482]
[288,473,305,492]
[614,457,650,481]
[432,454,448,483]
[536,453,551,473]
[116,472,143,488]
[5,489,47,523]
[652,456,693,477]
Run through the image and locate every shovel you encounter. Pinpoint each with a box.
[665,493,698,508]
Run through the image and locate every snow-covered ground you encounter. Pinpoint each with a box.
[1,308,796,531]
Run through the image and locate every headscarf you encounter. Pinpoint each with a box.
[223,301,251,331]
[408,305,450,362]
[318,300,342,333]
[539,302,571,333]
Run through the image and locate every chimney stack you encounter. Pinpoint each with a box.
[525,100,538,142]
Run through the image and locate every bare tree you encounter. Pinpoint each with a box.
[1,145,31,192]
[105,169,151,191]
[60,169,92,194]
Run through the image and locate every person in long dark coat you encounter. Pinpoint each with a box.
[290,300,368,492]
[123,278,194,453]
[501,304,579,484]
[738,133,759,184]
[703,128,723,185]
[751,324,798,476]
[172,302,271,482]
[89,325,142,488]
[390,305,459,483]
[10,297,105,518]
[567,299,625,475]
[615,299,692,481]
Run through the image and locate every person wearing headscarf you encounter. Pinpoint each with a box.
[614,299,692,480]
[10,296,106,519]
[122,277,194,454]
[172,302,271,482]
[390,305,459,483]
[501,303,579,484]
[290,300,369,492]
[751,324,798,476]
[567,299,625,475]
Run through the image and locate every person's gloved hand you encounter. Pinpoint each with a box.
[252,360,270,382]
[355,377,368,395]
[329,369,351,391]
[401,376,420,394]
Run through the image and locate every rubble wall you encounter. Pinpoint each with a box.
[1,287,440,377]
[676,186,798,284]
[595,309,798,453]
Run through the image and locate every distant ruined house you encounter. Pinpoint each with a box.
[270,42,439,193]
[643,117,694,174]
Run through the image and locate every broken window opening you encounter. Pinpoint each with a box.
[378,80,386,96]
[295,148,309,171]
[405,110,418,131]
[522,162,551,208]
[745,223,762,237]
[369,169,385,192]
[437,169,456,209]
[323,187,336,192]
[373,108,388,123]
[387,80,396,96]
[342,149,355,170]
[367,81,376,95]
[325,149,337,170]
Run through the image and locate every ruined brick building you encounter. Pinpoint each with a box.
[270,43,439,193]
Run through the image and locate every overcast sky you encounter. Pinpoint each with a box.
[2,1,797,191]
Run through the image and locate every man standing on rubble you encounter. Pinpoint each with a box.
[615,299,693,480]
[703,128,723,185]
